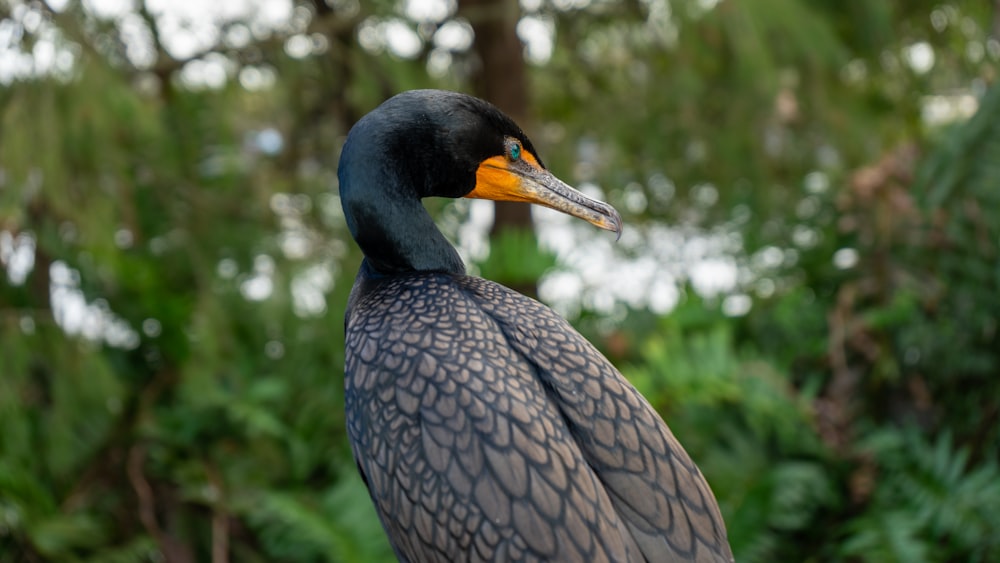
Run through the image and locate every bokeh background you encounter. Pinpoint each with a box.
[2,0,999,561]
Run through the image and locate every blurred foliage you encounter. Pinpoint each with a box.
[473,227,557,288]
[1,0,998,561]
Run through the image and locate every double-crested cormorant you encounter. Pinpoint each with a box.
[339,89,733,562]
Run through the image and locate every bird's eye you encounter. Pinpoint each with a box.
[507,140,521,161]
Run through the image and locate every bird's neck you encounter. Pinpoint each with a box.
[344,191,465,276]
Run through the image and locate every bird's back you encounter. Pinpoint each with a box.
[344,271,733,562]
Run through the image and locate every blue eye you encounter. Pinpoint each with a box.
[509,141,521,161]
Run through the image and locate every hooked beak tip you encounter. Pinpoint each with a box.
[604,216,623,241]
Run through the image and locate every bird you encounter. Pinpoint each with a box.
[338,89,733,562]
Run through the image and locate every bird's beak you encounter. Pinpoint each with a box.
[467,155,623,239]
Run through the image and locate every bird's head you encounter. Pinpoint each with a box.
[338,90,622,239]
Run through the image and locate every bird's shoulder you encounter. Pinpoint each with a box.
[456,276,734,562]
[344,272,642,561]
[344,271,733,562]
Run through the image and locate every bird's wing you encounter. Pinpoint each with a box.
[459,277,735,563]
[345,274,645,562]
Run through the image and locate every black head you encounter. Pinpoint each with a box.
[339,90,540,202]
[337,89,621,276]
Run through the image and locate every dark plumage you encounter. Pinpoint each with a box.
[339,90,733,562]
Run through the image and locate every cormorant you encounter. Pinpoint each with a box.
[339,89,733,562]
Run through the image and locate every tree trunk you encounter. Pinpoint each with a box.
[458,0,537,295]
[994,0,1000,40]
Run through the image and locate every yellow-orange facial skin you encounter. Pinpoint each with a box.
[467,147,623,238]
[469,152,543,203]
